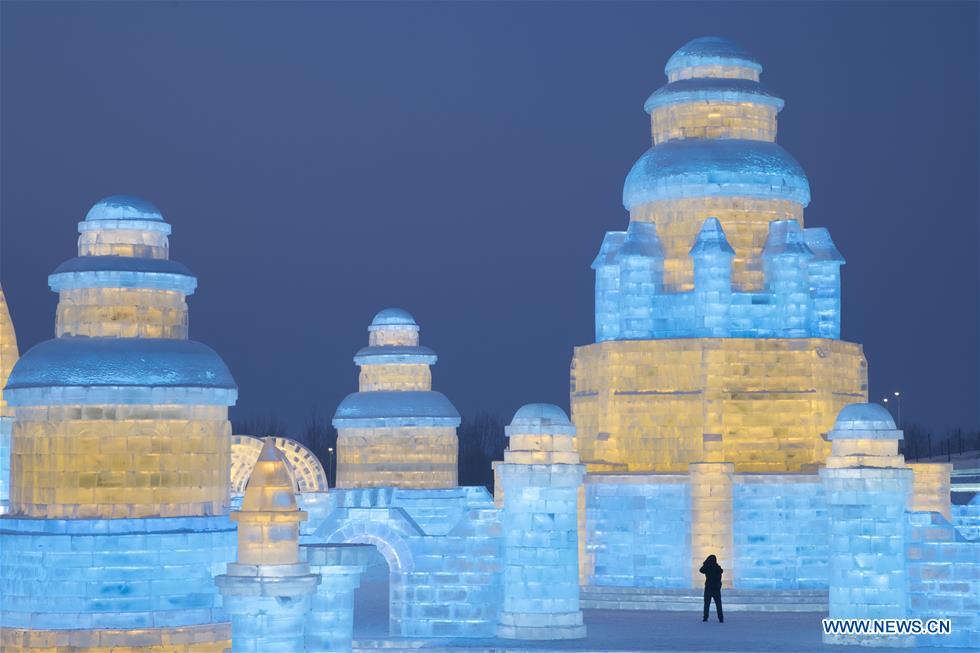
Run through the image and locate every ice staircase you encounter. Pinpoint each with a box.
[579,586,828,612]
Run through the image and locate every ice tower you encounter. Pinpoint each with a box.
[572,37,868,473]
[0,287,19,514]
[0,196,237,651]
[333,308,460,488]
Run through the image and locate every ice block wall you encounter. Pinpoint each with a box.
[496,405,586,640]
[572,37,866,475]
[586,474,691,588]
[732,475,828,589]
[0,196,237,652]
[334,309,459,488]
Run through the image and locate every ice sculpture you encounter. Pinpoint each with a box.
[230,434,328,495]
[572,37,867,473]
[333,308,460,488]
[497,404,586,640]
[0,287,18,514]
[0,196,237,651]
[300,543,374,653]
[217,439,319,652]
[821,404,912,646]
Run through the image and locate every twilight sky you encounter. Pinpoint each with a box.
[1,1,977,434]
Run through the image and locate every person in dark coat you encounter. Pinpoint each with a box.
[699,554,724,622]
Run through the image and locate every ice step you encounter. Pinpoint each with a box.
[580,587,828,612]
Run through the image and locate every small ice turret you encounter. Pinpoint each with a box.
[820,404,912,647]
[614,221,664,339]
[763,220,813,337]
[803,227,844,339]
[497,404,586,640]
[689,217,734,337]
[592,231,626,342]
[217,439,319,652]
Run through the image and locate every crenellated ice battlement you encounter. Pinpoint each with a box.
[593,217,844,341]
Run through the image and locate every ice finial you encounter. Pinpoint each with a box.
[241,437,298,512]
[689,217,735,256]
[614,221,664,260]
[763,220,813,258]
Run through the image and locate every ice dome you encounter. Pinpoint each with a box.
[370,308,417,327]
[333,390,460,423]
[84,195,165,222]
[664,36,762,75]
[827,403,902,441]
[506,403,576,436]
[5,337,236,393]
[623,139,811,209]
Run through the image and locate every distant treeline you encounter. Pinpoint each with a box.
[900,423,980,461]
[231,411,507,492]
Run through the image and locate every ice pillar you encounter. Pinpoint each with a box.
[0,286,16,514]
[689,433,734,588]
[763,220,813,338]
[615,221,664,339]
[217,439,319,653]
[804,227,844,339]
[497,404,586,640]
[592,231,626,342]
[821,403,912,647]
[907,463,952,521]
[690,217,734,337]
[301,544,374,653]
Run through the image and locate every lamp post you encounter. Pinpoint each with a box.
[327,447,334,488]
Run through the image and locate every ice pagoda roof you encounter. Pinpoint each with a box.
[354,345,437,366]
[84,195,165,222]
[332,390,460,427]
[51,256,194,277]
[6,337,236,390]
[370,308,417,327]
[665,37,762,75]
[623,139,811,209]
[644,78,783,113]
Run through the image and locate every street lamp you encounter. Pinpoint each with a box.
[327,447,335,488]
[882,392,902,428]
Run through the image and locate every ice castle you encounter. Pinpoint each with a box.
[1,36,979,653]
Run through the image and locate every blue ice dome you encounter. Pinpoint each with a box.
[332,390,460,428]
[370,308,417,328]
[84,195,165,222]
[354,345,437,366]
[827,403,902,441]
[664,37,762,76]
[623,139,811,209]
[4,337,237,406]
[48,256,197,294]
[506,403,576,436]
[644,78,783,114]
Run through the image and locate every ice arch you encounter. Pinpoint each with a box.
[230,435,328,495]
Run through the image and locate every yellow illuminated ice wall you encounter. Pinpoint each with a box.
[0,286,19,514]
[0,196,237,651]
[333,308,460,488]
[572,37,868,476]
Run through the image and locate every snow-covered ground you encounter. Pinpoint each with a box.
[351,569,971,652]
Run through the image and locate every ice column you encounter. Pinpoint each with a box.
[615,221,664,339]
[804,227,844,339]
[763,220,813,338]
[821,404,912,647]
[301,543,374,653]
[907,463,952,521]
[689,433,734,588]
[690,217,734,337]
[497,404,586,640]
[592,231,626,342]
[217,439,319,653]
